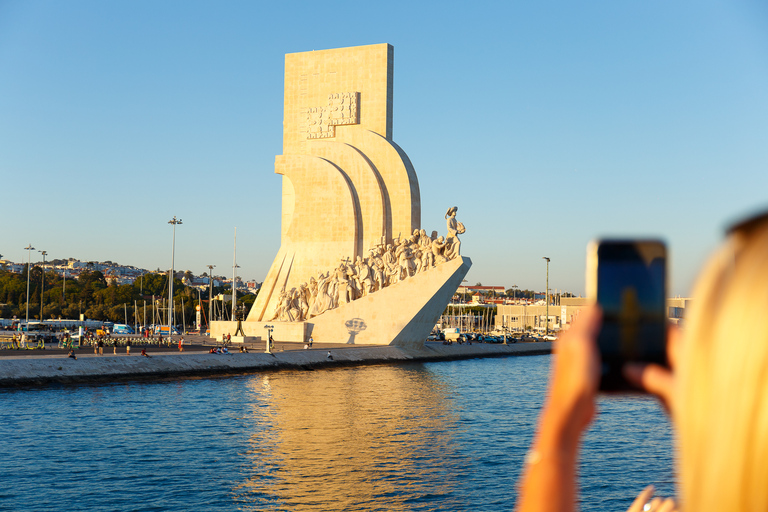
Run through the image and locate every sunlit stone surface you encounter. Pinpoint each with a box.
[213,44,470,345]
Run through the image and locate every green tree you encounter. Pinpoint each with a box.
[84,304,110,321]
[138,273,168,297]
[240,293,257,316]
[0,263,208,324]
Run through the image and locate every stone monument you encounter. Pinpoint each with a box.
[211,44,471,348]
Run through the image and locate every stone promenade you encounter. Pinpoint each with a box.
[0,341,552,387]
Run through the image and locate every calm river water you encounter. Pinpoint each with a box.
[0,355,674,511]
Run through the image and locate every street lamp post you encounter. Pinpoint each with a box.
[511,284,518,332]
[168,216,182,341]
[207,265,215,327]
[543,257,550,336]
[39,250,47,320]
[24,244,35,324]
[231,228,238,322]
[231,264,239,321]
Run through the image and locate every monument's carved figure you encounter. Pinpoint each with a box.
[444,206,466,260]
[267,212,466,322]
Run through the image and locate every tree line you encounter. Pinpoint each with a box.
[0,266,257,327]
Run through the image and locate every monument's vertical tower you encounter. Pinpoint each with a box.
[249,44,421,322]
[282,44,393,153]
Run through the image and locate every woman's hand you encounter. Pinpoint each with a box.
[515,307,602,512]
[626,485,677,512]
[623,325,681,416]
[543,305,602,445]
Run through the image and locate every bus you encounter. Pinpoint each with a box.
[20,321,45,332]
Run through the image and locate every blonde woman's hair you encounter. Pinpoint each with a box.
[677,218,768,511]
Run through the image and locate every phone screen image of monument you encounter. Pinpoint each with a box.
[211,44,471,347]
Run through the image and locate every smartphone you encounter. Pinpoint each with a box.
[586,239,668,392]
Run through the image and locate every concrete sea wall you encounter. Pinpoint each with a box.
[0,342,552,387]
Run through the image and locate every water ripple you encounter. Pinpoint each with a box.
[0,355,674,511]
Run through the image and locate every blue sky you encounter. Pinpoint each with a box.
[1,0,767,297]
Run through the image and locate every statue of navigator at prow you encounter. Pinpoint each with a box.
[444,206,465,260]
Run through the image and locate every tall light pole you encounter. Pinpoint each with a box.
[511,284,518,332]
[39,250,47,320]
[231,228,238,322]
[24,244,35,324]
[207,264,215,327]
[168,216,182,340]
[543,257,550,336]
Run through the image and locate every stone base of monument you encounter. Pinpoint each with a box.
[211,319,309,344]
[213,256,471,349]
[229,336,260,344]
[211,257,472,348]
[310,256,471,348]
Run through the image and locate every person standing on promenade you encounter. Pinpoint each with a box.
[126,339,131,355]
[98,338,104,356]
[516,210,768,512]
[178,336,184,352]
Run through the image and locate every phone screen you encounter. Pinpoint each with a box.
[594,240,667,391]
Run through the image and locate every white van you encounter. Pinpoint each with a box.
[112,324,135,334]
[443,327,461,341]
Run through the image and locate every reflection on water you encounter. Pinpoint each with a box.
[0,356,673,512]
[237,365,465,511]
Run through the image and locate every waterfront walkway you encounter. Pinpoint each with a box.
[0,338,552,387]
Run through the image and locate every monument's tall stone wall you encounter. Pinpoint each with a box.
[222,43,472,347]
[249,44,422,322]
